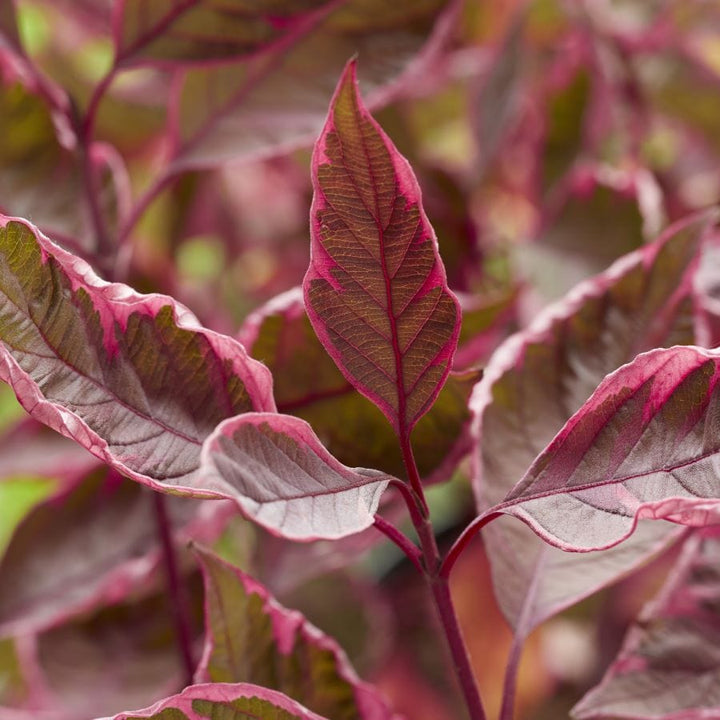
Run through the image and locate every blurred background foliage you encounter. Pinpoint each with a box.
[1,0,720,718]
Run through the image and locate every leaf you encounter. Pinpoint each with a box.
[472,212,711,631]
[169,0,454,169]
[573,533,720,719]
[494,344,720,549]
[0,53,126,253]
[199,412,391,540]
[303,59,461,442]
[0,217,275,493]
[240,287,474,482]
[194,546,395,719]
[98,683,328,720]
[32,572,205,719]
[113,1,327,68]
[0,467,212,637]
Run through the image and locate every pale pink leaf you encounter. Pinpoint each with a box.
[199,412,391,540]
[472,212,713,630]
[493,345,720,550]
[0,217,275,495]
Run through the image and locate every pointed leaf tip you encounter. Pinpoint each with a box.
[304,61,461,440]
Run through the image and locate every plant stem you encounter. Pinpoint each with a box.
[118,170,176,247]
[78,68,118,272]
[152,491,195,687]
[398,436,486,720]
[440,511,502,580]
[373,515,424,573]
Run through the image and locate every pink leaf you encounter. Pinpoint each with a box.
[97,682,328,720]
[0,466,224,638]
[0,217,275,495]
[199,412,391,540]
[493,344,720,550]
[472,211,712,631]
[169,0,455,170]
[573,532,720,719]
[113,1,324,68]
[304,60,461,442]
[194,546,396,719]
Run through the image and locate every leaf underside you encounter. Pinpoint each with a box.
[472,212,710,629]
[0,218,274,491]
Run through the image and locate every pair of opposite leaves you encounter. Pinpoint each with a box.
[0,60,718,553]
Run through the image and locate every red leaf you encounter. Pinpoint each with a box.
[304,60,460,442]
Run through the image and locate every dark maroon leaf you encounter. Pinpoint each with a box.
[240,288,474,483]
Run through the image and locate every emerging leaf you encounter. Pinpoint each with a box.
[199,413,391,540]
[0,217,274,492]
[98,683,328,719]
[494,344,720,550]
[573,533,720,719]
[473,212,711,630]
[194,546,395,719]
[304,60,461,441]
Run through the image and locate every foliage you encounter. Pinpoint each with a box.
[1,1,720,719]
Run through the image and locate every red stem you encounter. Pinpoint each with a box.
[152,491,196,687]
[117,170,176,246]
[78,68,118,271]
[373,515,423,573]
[399,439,486,720]
[440,511,501,580]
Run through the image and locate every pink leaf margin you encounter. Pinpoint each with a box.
[0,215,276,497]
[95,682,329,720]
[304,59,461,437]
[194,547,397,719]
